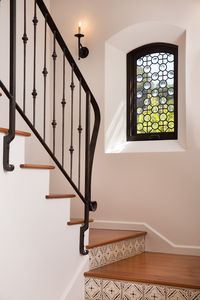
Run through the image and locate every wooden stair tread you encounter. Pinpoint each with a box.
[46,194,76,199]
[0,127,31,137]
[84,252,200,289]
[87,229,147,249]
[20,164,55,170]
[67,218,94,226]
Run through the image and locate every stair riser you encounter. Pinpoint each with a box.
[85,278,200,300]
[89,236,145,270]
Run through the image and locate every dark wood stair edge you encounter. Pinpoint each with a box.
[83,273,200,290]
[0,127,31,137]
[20,164,55,170]
[67,218,94,226]
[86,231,147,250]
[46,194,76,199]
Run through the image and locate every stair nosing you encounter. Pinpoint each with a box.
[0,127,31,137]
[46,194,76,199]
[20,164,55,170]
[67,218,94,226]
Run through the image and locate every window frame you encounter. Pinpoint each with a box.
[127,42,178,141]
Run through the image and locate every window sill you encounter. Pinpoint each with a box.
[105,140,186,153]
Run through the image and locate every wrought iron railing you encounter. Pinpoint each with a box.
[1,0,100,255]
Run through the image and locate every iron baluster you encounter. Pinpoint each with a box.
[52,31,57,155]
[32,0,38,127]
[69,63,75,178]
[61,51,66,167]
[78,79,83,190]
[42,14,48,141]
[22,0,28,113]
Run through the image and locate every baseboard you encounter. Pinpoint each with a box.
[91,220,200,256]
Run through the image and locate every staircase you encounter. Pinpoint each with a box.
[0,0,100,255]
[85,229,200,300]
[0,128,90,300]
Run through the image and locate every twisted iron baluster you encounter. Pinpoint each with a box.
[32,0,38,126]
[52,32,57,155]
[69,64,75,178]
[42,14,48,141]
[61,51,66,167]
[22,0,28,113]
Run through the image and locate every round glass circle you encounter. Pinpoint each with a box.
[152,73,158,80]
[168,54,174,62]
[144,115,151,122]
[152,89,158,97]
[160,97,167,104]
[168,122,174,129]
[160,114,167,121]
[137,91,143,98]
[144,82,151,90]
[152,123,159,130]
[152,56,158,64]
[144,98,150,106]
[168,105,174,112]
[160,64,167,71]
[168,88,174,96]
[137,123,143,131]
[152,106,158,113]
[137,58,143,66]
[160,80,167,88]
[137,74,143,82]
[144,66,151,73]
[168,70,174,79]
[137,107,143,115]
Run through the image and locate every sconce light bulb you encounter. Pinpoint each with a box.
[78,22,82,34]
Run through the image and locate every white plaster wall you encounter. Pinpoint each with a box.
[50,0,200,254]
[0,133,88,300]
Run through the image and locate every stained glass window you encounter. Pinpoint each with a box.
[127,43,178,141]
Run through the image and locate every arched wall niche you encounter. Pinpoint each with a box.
[105,22,186,153]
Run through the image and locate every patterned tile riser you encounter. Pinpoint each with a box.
[89,236,145,270]
[85,278,200,300]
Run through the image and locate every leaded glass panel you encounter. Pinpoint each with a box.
[136,52,175,134]
[127,43,178,141]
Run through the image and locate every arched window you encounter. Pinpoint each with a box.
[127,43,178,141]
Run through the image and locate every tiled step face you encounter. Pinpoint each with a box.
[85,278,200,300]
[89,235,145,270]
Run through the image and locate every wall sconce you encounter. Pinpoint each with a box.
[74,22,89,60]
